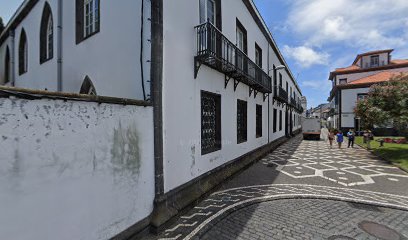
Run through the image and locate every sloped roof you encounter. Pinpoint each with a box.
[348,71,399,86]
[352,49,393,65]
[329,59,408,79]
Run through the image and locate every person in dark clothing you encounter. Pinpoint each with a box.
[336,132,344,149]
[347,129,355,148]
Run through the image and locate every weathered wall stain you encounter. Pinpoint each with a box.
[111,122,141,177]
[0,97,154,240]
[190,145,196,176]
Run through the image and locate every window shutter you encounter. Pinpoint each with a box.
[215,0,222,31]
[95,0,100,32]
[76,0,84,44]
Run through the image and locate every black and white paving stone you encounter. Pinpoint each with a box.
[147,137,408,240]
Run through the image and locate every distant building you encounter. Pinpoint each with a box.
[328,49,408,134]
[301,96,307,116]
[0,1,304,239]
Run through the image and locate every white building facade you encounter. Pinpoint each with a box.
[0,0,303,239]
[328,49,408,134]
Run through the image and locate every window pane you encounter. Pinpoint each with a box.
[201,91,221,154]
[237,100,247,143]
[199,0,206,23]
[207,0,215,24]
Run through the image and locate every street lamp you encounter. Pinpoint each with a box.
[268,65,286,74]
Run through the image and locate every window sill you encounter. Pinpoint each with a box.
[40,57,53,65]
[201,148,221,156]
[76,30,100,45]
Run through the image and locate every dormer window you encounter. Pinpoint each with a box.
[339,78,347,85]
[370,55,379,67]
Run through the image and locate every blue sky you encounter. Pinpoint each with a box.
[2,0,408,108]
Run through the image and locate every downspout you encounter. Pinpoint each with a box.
[10,30,15,86]
[151,0,164,198]
[267,44,270,143]
[57,0,63,91]
[140,0,147,100]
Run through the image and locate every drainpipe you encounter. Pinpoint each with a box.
[267,44,270,143]
[151,0,164,198]
[57,0,63,91]
[10,30,15,86]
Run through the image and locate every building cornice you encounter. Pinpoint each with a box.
[242,0,302,95]
[0,0,39,45]
[329,62,408,80]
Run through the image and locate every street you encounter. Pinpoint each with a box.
[149,136,408,240]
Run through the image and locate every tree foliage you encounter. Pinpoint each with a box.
[355,74,408,137]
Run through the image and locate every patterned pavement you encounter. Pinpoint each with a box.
[261,139,408,187]
[147,136,408,240]
[201,199,408,240]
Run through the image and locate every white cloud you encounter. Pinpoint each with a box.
[301,79,331,91]
[287,0,408,49]
[283,45,330,68]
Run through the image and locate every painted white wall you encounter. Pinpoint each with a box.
[62,0,150,99]
[162,0,301,192]
[0,97,154,240]
[341,88,369,128]
[9,0,59,91]
[0,0,151,100]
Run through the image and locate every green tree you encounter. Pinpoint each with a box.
[355,74,408,137]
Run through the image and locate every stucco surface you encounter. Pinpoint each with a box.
[0,97,154,240]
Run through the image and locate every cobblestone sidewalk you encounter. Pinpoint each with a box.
[147,136,408,240]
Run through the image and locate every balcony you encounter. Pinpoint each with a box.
[194,22,272,93]
[274,86,288,103]
[290,97,296,107]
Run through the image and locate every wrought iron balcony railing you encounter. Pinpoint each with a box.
[274,86,288,103]
[290,97,296,107]
[194,22,272,93]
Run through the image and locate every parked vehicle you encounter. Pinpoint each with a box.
[302,118,321,140]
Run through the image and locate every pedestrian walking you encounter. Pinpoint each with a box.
[347,129,355,148]
[336,131,344,149]
[321,127,329,142]
[328,130,335,148]
[363,130,374,149]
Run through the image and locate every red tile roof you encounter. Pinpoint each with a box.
[347,71,400,85]
[329,59,408,79]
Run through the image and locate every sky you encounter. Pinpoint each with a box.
[1,0,408,108]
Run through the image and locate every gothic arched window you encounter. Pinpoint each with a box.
[19,28,28,75]
[40,2,53,63]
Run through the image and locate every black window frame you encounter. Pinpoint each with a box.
[370,55,379,67]
[40,2,54,64]
[273,64,277,87]
[255,43,262,68]
[201,91,222,155]
[279,73,282,87]
[18,28,28,75]
[256,104,262,138]
[236,19,248,54]
[357,93,368,101]
[76,0,100,44]
[273,108,277,133]
[4,46,10,84]
[279,110,282,131]
[237,99,248,144]
[339,78,347,85]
